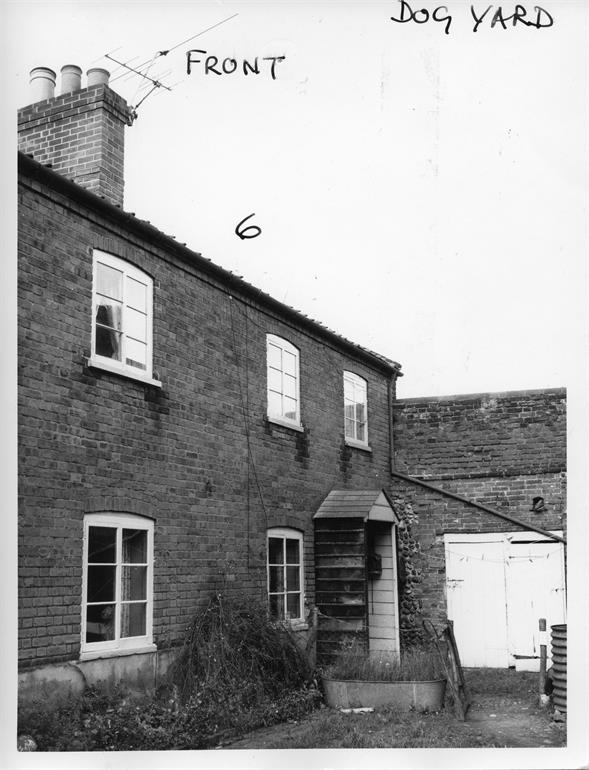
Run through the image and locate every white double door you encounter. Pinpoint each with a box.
[444,532,566,668]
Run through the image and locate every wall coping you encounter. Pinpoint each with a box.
[395,387,566,405]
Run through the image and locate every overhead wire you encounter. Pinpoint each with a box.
[108,12,239,85]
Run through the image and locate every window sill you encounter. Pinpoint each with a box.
[267,416,304,433]
[345,438,372,453]
[87,357,162,388]
[79,643,157,662]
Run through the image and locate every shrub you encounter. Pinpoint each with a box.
[18,593,322,751]
[324,639,443,682]
[172,592,313,700]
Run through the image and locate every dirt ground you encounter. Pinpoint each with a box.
[466,693,565,748]
[224,670,566,750]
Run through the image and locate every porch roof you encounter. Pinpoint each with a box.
[313,489,399,524]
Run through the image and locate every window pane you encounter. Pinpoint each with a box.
[286,593,301,619]
[121,602,146,638]
[345,418,355,438]
[355,403,366,423]
[286,566,300,591]
[269,565,284,593]
[96,326,121,361]
[356,423,366,442]
[87,564,116,602]
[285,538,300,564]
[126,276,147,312]
[267,390,282,418]
[284,397,297,420]
[86,604,115,642]
[122,565,147,601]
[125,338,147,370]
[88,527,116,563]
[126,307,147,343]
[268,537,284,564]
[344,378,354,399]
[344,402,355,421]
[269,593,284,620]
[267,342,282,370]
[268,367,282,393]
[97,263,123,300]
[96,299,122,330]
[283,374,297,399]
[283,350,296,376]
[123,529,147,563]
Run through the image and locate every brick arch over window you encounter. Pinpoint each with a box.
[83,496,156,521]
[89,239,156,281]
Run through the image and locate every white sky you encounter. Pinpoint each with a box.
[4,0,587,398]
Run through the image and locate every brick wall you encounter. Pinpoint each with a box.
[18,169,396,669]
[391,390,566,642]
[394,389,566,480]
[18,85,131,207]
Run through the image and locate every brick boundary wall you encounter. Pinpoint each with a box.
[391,389,566,641]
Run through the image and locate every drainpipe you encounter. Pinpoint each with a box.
[388,371,399,475]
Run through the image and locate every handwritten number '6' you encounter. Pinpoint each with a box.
[235,213,262,240]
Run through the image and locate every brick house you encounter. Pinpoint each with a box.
[17,65,404,698]
[17,65,566,700]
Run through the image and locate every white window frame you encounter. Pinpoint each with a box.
[343,371,369,448]
[266,334,302,430]
[80,513,155,660]
[267,527,305,623]
[90,250,160,387]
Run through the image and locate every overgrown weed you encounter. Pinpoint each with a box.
[324,638,443,682]
[18,593,321,751]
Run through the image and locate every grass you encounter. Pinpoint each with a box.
[227,667,562,749]
[464,667,537,698]
[324,640,443,682]
[229,704,501,749]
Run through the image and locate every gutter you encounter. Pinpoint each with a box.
[390,469,566,545]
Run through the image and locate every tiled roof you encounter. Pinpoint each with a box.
[314,489,399,523]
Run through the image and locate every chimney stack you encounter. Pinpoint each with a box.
[18,65,134,207]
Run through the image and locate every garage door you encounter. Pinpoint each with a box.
[444,532,566,669]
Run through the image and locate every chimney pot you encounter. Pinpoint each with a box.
[60,64,82,95]
[29,67,56,103]
[86,68,110,87]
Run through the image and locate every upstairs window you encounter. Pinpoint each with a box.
[267,528,304,622]
[266,334,301,427]
[344,371,368,446]
[81,513,154,657]
[92,251,154,380]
